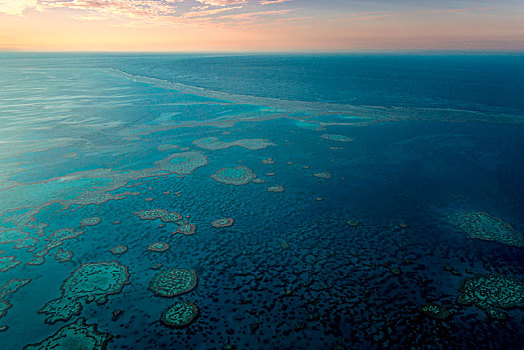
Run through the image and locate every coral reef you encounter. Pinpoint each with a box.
[321,134,354,142]
[211,166,256,185]
[0,229,28,245]
[149,268,197,297]
[27,257,45,266]
[0,256,21,272]
[174,222,196,235]
[80,217,102,226]
[160,301,199,328]
[47,228,84,243]
[39,261,129,324]
[136,209,182,222]
[452,211,524,247]
[24,317,112,350]
[14,237,39,250]
[458,274,524,320]
[267,186,285,192]
[295,120,324,130]
[0,279,31,299]
[193,137,273,151]
[418,303,451,320]
[0,300,12,318]
[313,172,332,179]
[54,248,74,262]
[155,151,208,175]
[147,242,170,252]
[110,245,128,255]
[211,218,235,228]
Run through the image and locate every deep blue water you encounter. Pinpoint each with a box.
[0,53,524,349]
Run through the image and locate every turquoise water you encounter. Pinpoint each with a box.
[0,53,524,349]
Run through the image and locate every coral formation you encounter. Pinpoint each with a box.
[110,245,128,255]
[47,228,84,243]
[0,229,28,245]
[149,268,197,297]
[211,166,256,185]
[147,242,170,252]
[160,301,199,328]
[14,237,39,250]
[295,120,323,130]
[0,279,31,299]
[452,211,524,247]
[418,303,451,320]
[211,218,235,228]
[0,256,21,272]
[458,274,524,320]
[174,222,196,235]
[27,257,45,266]
[155,151,208,175]
[54,248,74,262]
[24,317,112,350]
[193,137,273,151]
[136,209,182,222]
[313,172,332,179]
[80,217,102,226]
[39,261,129,324]
[267,186,285,192]
[321,134,354,142]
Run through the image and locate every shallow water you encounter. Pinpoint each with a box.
[0,53,524,349]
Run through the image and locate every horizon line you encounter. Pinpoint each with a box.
[2,49,524,55]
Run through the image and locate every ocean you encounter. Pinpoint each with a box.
[0,53,524,349]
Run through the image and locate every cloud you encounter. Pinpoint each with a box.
[38,0,179,19]
[217,9,292,20]
[0,0,37,16]
[259,0,293,5]
[196,0,245,6]
[183,5,242,18]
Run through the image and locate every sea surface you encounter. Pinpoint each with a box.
[0,53,524,349]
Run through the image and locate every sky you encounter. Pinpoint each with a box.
[0,0,523,51]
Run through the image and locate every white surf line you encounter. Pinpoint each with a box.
[107,68,524,125]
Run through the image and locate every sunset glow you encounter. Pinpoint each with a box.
[1,0,523,51]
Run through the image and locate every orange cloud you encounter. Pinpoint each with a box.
[39,0,178,18]
[183,6,243,19]
[196,0,245,6]
[260,0,294,5]
[0,0,37,15]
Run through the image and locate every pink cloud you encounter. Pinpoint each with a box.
[183,5,243,19]
[196,0,245,6]
[38,0,178,18]
[217,9,292,20]
[259,0,294,5]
